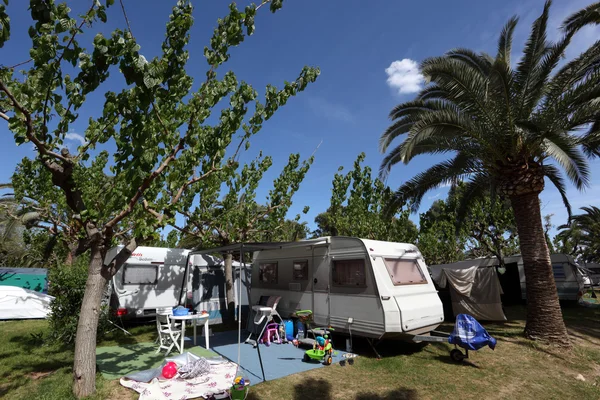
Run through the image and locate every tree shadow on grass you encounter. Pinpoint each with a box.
[355,387,419,400]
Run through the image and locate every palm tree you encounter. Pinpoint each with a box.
[379,1,600,346]
[556,206,600,263]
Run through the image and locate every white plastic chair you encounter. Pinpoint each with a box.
[155,308,182,356]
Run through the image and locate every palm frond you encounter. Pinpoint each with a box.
[561,1,600,34]
[581,119,600,157]
[420,56,497,128]
[543,164,572,220]
[514,0,551,117]
[542,135,589,190]
[497,16,519,65]
[385,153,479,216]
[445,48,493,75]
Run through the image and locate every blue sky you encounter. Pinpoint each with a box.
[1,0,599,238]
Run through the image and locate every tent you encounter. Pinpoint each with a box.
[429,259,506,321]
[0,286,54,319]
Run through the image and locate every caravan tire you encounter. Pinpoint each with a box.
[450,349,464,362]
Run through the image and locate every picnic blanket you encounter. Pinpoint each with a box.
[120,352,238,400]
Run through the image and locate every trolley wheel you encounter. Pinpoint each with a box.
[303,354,310,362]
[325,356,333,365]
[450,349,465,362]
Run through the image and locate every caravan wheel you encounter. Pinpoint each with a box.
[450,349,464,362]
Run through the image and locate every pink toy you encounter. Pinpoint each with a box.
[162,361,178,379]
[260,322,281,346]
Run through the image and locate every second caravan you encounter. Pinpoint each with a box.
[106,246,249,323]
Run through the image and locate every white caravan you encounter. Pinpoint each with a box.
[106,246,250,323]
[249,236,444,339]
[106,246,192,319]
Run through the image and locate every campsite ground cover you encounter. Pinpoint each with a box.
[0,303,598,400]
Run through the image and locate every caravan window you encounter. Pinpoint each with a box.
[384,258,427,285]
[293,260,309,280]
[259,262,278,284]
[332,259,366,287]
[123,264,158,285]
[552,264,566,279]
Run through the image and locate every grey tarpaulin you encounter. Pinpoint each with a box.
[434,266,506,321]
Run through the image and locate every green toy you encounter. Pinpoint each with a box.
[303,334,335,365]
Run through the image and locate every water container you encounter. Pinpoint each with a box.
[296,319,305,339]
[283,320,294,341]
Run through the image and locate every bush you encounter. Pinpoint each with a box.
[47,254,113,345]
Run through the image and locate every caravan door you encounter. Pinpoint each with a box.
[311,246,329,326]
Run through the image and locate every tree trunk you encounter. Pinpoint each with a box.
[510,192,571,346]
[224,252,235,322]
[72,243,109,398]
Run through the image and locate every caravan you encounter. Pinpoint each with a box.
[106,246,250,323]
[245,236,444,339]
[106,246,191,319]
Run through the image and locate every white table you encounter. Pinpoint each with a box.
[170,313,210,354]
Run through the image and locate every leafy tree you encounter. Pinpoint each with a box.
[417,198,468,265]
[173,152,313,318]
[555,206,600,263]
[379,1,600,345]
[314,153,418,243]
[417,184,518,265]
[0,0,318,396]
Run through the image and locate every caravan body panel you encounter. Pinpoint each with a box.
[251,236,444,339]
[107,246,191,318]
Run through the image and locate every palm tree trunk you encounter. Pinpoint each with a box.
[510,192,570,346]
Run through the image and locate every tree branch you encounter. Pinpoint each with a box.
[0,80,71,164]
[42,0,98,128]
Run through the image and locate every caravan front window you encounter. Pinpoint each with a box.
[384,258,427,285]
[259,262,278,284]
[123,264,158,285]
[332,259,366,287]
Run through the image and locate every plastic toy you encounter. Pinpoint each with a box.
[259,322,281,346]
[303,334,334,365]
[161,361,178,379]
[230,376,250,400]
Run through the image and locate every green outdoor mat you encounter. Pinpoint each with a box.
[96,342,218,380]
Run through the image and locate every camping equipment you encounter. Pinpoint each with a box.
[283,319,294,341]
[412,313,497,362]
[173,306,189,316]
[0,286,54,320]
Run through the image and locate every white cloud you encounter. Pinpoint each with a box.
[385,59,424,95]
[64,132,87,146]
[306,96,354,123]
[427,193,441,200]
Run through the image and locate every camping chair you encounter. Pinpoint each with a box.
[155,308,182,356]
[245,295,283,345]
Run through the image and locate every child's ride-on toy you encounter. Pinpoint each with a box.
[303,335,334,365]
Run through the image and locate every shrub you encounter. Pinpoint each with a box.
[47,254,113,345]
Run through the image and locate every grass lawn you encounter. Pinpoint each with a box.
[1,305,599,399]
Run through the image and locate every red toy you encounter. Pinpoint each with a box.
[162,361,178,379]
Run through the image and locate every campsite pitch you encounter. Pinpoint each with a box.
[0,304,598,399]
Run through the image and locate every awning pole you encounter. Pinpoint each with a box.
[238,244,243,368]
